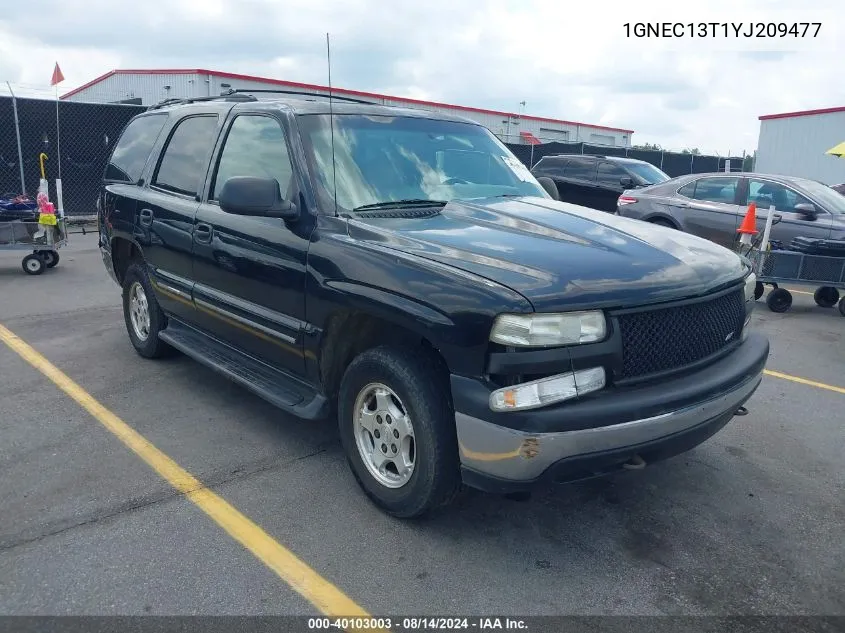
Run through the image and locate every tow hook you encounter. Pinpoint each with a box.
[735,406,749,416]
[622,454,647,470]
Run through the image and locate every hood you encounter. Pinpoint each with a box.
[346,196,748,312]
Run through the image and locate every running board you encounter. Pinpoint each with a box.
[158,320,329,420]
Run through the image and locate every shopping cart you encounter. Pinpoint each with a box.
[0,216,69,275]
[749,248,845,316]
[734,206,845,316]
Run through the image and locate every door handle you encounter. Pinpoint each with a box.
[139,208,154,227]
[194,223,213,244]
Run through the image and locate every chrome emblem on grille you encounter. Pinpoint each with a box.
[725,331,735,342]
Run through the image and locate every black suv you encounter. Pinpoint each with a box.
[97,92,769,518]
[530,154,670,213]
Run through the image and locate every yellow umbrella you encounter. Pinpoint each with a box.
[826,141,845,157]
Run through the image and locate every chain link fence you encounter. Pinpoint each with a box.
[2,88,754,218]
[1,90,144,219]
[502,137,752,178]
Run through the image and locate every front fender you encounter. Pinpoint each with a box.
[305,230,533,377]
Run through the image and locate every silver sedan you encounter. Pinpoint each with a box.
[615,172,845,249]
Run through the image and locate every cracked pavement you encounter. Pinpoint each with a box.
[0,232,843,616]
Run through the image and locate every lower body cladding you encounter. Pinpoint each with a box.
[451,332,770,494]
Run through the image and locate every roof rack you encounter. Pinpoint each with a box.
[548,153,607,159]
[222,88,378,105]
[147,92,257,110]
[146,88,379,111]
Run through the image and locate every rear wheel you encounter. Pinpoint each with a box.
[813,286,839,308]
[766,288,793,313]
[122,262,174,359]
[338,345,461,518]
[40,250,60,268]
[839,297,845,317]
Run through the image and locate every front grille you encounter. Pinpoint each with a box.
[616,288,745,380]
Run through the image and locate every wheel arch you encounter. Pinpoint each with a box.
[110,235,144,285]
[642,213,680,229]
[317,308,452,404]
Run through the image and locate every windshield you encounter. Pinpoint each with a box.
[297,114,549,212]
[625,161,671,185]
[799,179,845,214]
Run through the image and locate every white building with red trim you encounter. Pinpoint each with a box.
[61,68,634,147]
[756,106,845,185]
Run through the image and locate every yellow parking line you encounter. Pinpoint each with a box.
[764,369,845,395]
[784,288,814,296]
[0,323,370,620]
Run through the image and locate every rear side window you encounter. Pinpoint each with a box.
[104,114,167,183]
[564,158,597,182]
[679,177,739,204]
[153,115,219,196]
[678,181,696,197]
[534,157,567,176]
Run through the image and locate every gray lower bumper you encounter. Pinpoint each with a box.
[455,372,762,483]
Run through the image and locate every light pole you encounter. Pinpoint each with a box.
[515,101,526,142]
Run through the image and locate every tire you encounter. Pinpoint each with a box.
[813,286,839,308]
[648,218,675,229]
[754,281,764,301]
[839,297,845,317]
[40,250,60,268]
[766,287,793,313]
[337,345,461,518]
[121,262,174,359]
[22,253,45,275]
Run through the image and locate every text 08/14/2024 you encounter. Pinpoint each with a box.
[624,22,822,38]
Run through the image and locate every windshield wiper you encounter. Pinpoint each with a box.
[353,199,447,212]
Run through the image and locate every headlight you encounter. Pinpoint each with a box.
[490,367,606,412]
[490,311,607,347]
[744,271,757,302]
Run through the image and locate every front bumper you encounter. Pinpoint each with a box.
[453,332,769,493]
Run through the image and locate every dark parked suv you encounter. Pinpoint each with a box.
[97,91,769,518]
[531,154,670,213]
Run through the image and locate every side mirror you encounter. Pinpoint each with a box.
[620,176,634,188]
[794,202,818,220]
[536,176,560,201]
[218,176,299,220]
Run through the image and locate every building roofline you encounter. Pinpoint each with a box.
[61,68,636,134]
[759,105,845,121]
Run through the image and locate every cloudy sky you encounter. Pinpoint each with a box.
[1,0,842,155]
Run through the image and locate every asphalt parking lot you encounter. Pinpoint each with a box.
[0,232,843,618]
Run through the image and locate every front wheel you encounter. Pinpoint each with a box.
[40,250,60,268]
[338,345,461,518]
[22,253,45,275]
[766,287,793,313]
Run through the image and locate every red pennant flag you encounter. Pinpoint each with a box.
[50,62,65,86]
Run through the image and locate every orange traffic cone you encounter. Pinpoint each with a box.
[738,202,757,234]
[737,202,757,246]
